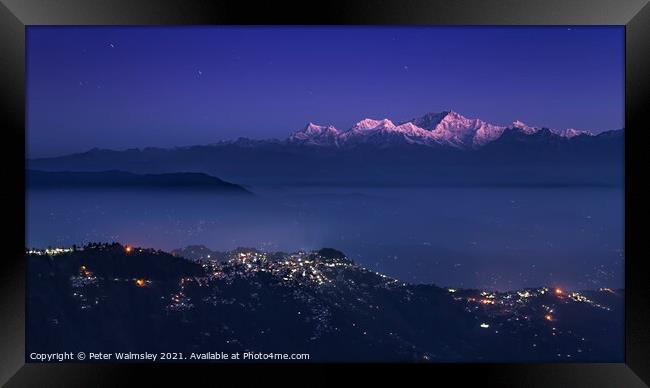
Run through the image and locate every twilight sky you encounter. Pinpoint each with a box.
[27,26,624,158]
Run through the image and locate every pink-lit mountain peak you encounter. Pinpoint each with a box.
[440,109,468,121]
[302,122,338,134]
[406,111,450,130]
[510,120,593,138]
[288,122,340,146]
[511,120,539,134]
[351,118,396,131]
[553,128,594,138]
[416,110,506,148]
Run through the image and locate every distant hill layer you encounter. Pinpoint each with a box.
[27,170,252,194]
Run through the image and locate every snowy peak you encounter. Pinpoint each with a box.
[440,110,467,122]
[511,120,539,135]
[552,128,594,138]
[407,111,449,130]
[512,120,528,128]
[421,111,506,148]
[348,119,429,137]
[511,120,593,138]
[338,118,435,147]
[351,118,396,131]
[394,121,428,135]
[288,122,340,146]
[302,122,338,135]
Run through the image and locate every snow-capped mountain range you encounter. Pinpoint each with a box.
[28,109,622,187]
[288,110,594,149]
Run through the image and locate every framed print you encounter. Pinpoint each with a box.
[1,0,649,386]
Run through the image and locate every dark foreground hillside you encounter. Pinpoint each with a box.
[27,244,623,362]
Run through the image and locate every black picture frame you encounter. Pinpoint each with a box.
[1,0,648,386]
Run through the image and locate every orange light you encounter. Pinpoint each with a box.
[554,288,563,295]
[125,246,133,253]
[135,278,146,287]
[545,314,553,321]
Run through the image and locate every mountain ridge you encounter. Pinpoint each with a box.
[29,110,622,159]
[27,110,623,187]
[287,110,607,149]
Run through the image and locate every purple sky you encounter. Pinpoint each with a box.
[27,26,624,157]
